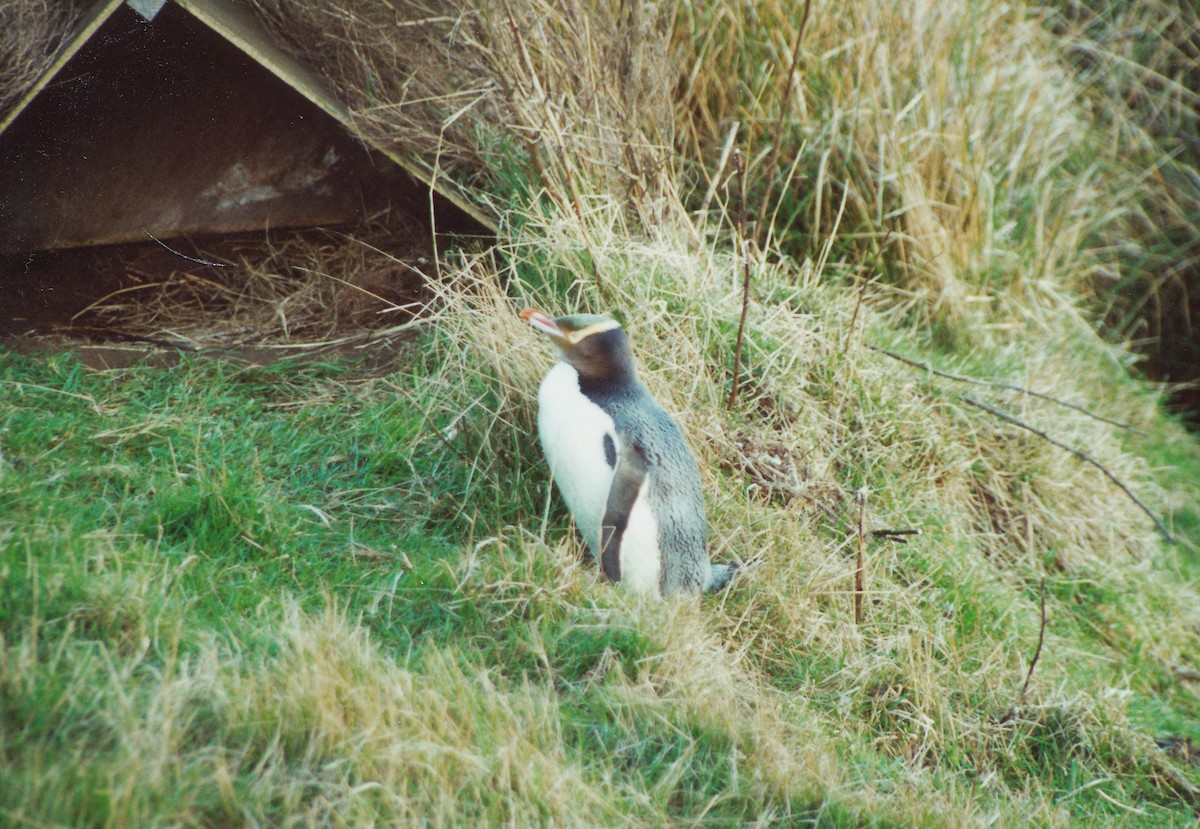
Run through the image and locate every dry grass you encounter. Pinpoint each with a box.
[70,220,434,350]
[2,563,618,825]
[0,0,90,114]
[2,510,1074,826]
[674,0,1108,325]
[248,0,684,238]
[675,0,1200,417]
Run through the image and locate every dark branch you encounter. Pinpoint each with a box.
[871,528,922,544]
[870,344,1146,435]
[1020,577,1048,703]
[961,395,1173,544]
[854,488,867,624]
[728,149,753,409]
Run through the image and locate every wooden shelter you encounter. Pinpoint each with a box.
[0,0,492,335]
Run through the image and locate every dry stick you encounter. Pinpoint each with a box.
[141,228,228,268]
[727,148,752,409]
[871,528,922,544]
[854,488,867,624]
[961,395,1174,545]
[428,132,446,286]
[842,278,867,355]
[755,0,813,248]
[1019,577,1048,704]
[870,344,1146,435]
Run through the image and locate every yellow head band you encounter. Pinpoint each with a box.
[565,318,621,344]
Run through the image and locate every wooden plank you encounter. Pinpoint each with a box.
[174,0,496,232]
[0,0,126,137]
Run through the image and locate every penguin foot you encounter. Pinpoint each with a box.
[703,562,739,594]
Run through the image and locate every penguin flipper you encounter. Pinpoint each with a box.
[599,440,649,583]
[704,562,739,594]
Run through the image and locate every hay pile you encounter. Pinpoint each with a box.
[0,0,90,114]
[69,220,434,350]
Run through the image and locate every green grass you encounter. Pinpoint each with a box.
[0,348,798,825]
[5,257,1200,826]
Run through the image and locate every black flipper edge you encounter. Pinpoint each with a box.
[599,440,648,583]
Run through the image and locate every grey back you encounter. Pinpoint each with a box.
[583,378,708,596]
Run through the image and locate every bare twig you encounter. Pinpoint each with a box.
[843,277,867,355]
[756,0,813,248]
[961,395,1173,544]
[871,528,922,544]
[1019,577,1048,703]
[728,148,753,409]
[870,344,1146,435]
[141,228,228,267]
[854,488,867,624]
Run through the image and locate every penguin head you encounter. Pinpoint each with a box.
[520,308,637,383]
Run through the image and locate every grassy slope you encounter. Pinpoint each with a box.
[3,272,1199,827]
[4,0,1200,826]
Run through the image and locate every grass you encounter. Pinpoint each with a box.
[4,0,1200,825]
[0,0,91,115]
[4,247,1199,825]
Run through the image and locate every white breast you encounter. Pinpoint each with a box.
[537,362,618,557]
[618,487,661,595]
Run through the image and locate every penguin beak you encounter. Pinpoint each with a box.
[520,308,571,349]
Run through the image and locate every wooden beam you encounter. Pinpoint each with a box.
[0,0,125,137]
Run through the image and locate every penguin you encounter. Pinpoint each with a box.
[520,308,737,597]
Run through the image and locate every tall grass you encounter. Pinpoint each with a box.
[674,0,1200,405]
[1047,0,1200,420]
[676,2,1101,326]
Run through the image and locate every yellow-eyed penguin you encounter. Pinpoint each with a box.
[520,308,737,597]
